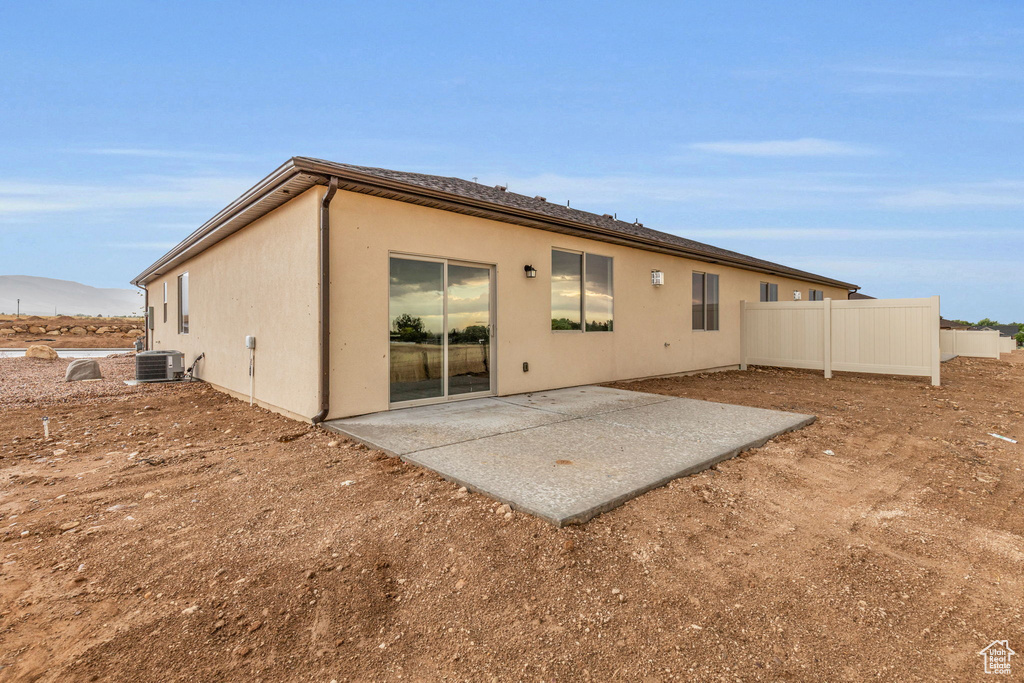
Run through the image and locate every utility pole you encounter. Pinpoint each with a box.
[16,299,19,319]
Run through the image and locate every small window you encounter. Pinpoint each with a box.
[551,249,613,332]
[760,282,778,302]
[177,272,189,334]
[584,253,613,331]
[809,289,824,301]
[551,250,582,330]
[692,272,719,331]
[162,282,168,323]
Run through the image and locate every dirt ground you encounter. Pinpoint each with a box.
[0,316,142,349]
[1,353,1022,681]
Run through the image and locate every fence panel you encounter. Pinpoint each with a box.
[741,301,825,371]
[1001,336,1017,354]
[741,296,940,385]
[938,329,1001,359]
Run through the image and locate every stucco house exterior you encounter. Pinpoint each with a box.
[132,157,858,422]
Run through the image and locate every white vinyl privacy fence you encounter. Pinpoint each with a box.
[1003,336,1019,354]
[939,329,1002,359]
[741,296,941,386]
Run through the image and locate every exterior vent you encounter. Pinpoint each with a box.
[135,350,185,382]
[494,185,507,192]
[534,195,546,202]
[602,213,613,219]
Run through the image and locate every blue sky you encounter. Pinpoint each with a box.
[1,1,1022,321]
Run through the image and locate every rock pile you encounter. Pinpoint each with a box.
[0,323,144,337]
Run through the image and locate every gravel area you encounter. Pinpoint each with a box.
[0,355,157,409]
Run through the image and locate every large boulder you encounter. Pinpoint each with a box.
[0,328,15,336]
[126,329,145,338]
[25,345,59,360]
[65,358,102,382]
[28,326,46,334]
[69,326,87,335]
[95,326,110,334]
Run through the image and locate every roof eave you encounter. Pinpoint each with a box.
[290,158,859,291]
[132,156,859,291]
[130,158,325,285]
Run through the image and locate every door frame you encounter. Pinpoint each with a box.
[387,251,497,409]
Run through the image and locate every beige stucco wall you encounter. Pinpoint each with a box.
[147,188,320,419]
[327,188,849,419]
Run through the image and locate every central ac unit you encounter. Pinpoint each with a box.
[135,350,185,382]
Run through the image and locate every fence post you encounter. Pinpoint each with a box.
[930,295,941,386]
[739,300,748,371]
[823,298,832,379]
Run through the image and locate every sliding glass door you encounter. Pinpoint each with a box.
[389,255,494,405]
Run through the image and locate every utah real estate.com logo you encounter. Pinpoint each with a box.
[979,640,1015,675]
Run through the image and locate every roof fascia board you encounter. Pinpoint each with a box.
[131,160,324,285]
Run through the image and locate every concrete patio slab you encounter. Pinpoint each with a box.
[587,397,811,446]
[498,385,673,417]
[327,397,570,456]
[325,387,814,526]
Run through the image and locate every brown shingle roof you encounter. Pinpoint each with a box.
[310,158,858,290]
[133,157,860,290]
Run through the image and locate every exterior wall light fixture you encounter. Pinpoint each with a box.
[651,270,664,286]
[524,265,537,278]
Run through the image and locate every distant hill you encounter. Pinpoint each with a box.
[0,275,143,317]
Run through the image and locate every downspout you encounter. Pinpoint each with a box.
[312,176,339,424]
[135,283,149,350]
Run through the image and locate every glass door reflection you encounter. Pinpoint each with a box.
[389,256,494,405]
[447,264,491,396]
[389,257,445,403]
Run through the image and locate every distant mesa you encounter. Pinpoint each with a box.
[0,275,143,317]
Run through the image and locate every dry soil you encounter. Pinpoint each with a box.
[1,353,1022,681]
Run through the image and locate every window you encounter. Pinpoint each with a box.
[692,272,719,331]
[551,249,613,331]
[584,253,613,331]
[162,282,168,323]
[760,282,778,302]
[809,289,824,301]
[177,272,189,334]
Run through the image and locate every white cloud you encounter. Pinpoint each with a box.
[688,138,877,157]
[880,181,1024,208]
[837,62,1017,81]
[0,175,254,216]
[494,171,1024,213]
[496,172,882,213]
[787,256,1020,285]
[78,148,250,161]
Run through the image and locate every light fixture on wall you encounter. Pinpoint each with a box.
[793,290,802,301]
[651,270,664,286]
[524,265,537,279]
